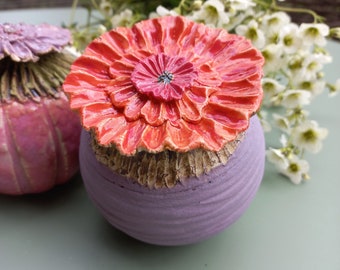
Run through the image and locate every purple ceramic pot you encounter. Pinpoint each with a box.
[80,115,265,246]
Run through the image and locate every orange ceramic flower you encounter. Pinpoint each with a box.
[63,16,264,155]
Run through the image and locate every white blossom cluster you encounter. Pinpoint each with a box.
[71,0,340,185]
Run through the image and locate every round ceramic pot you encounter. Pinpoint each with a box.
[79,115,265,246]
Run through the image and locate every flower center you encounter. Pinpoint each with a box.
[157,71,174,84]
[131,53,197,102]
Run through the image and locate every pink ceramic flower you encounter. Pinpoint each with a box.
[63,16,264,155]
[0,22,71,62]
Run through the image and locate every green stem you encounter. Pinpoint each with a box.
[90,0,100,11]
[69,0,79,26]
[253,0,324,23]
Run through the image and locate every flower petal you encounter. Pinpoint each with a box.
[141,100,165,126]
[187,86,210,103]
[63,70,111,91]
[109,60,134,77]
[63,71,110,109]
[102,29,130,53]
[130,24,148,48]
[163,102,181,124]
[81,102,118,128]
[210,94,261,112]
[204,103,249,130]
[196,63,222,87]
[3,41,35,62]
[96,116,128,146]
[68,90,109,110]
[187,118,225,151]
[163,16,185,53]
[177,93,203,123]
[164,121,202,151]
[72,56,110,79]
[141,123,168,152]
[121,121,147,154]
[109,84,137,108]
[124,94,147,121]
[86,39,121,63]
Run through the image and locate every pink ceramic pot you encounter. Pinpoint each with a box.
[79,115,265,246]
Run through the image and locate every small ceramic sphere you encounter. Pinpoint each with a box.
[79,115,265,246]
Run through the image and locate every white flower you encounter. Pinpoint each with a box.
[261,43,284,73]
[286,107,310,125]
[299,23,330,47]
[225,8,254,31]
[228,0,255,11]
[266,147,289,170]
[111,9,133,27]
[281,89,311,108]
[329,78,340,97]
[296,79,326,98]
[99,0,113,17]
[260,12,290,44]
[190,0,230,27]
[151,5,179,17]
[261,11,291,34]
[291,120,328,153]
[273,113,291,132]
[335,79,340,92]
[97,24,107,34]
[192,0,203,9]
[330,27,340,39]
[278,23,302,53]
[262,77,285,104]
[307,53,331,79]
[258,110,271,132]
[235,20,265,49]
[279,155,310,184]
[286,51,315,83]
[287,52,304,72]
[279,134,288,147]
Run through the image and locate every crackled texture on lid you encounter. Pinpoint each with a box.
[63,16,264,156]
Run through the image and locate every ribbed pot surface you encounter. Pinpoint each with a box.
[80,116,265,246]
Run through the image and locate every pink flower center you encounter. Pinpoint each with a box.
[131,53,198,102]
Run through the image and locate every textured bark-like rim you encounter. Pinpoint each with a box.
[0,51,75,103]
[91,131,245,188]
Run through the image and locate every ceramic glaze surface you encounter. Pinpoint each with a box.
[80,115,265,246]
[64,16,264,156]
[0,94,81,194]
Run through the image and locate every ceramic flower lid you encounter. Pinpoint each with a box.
[0,22,71,62]
[64,16,264,156]
[0,22,74,103]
